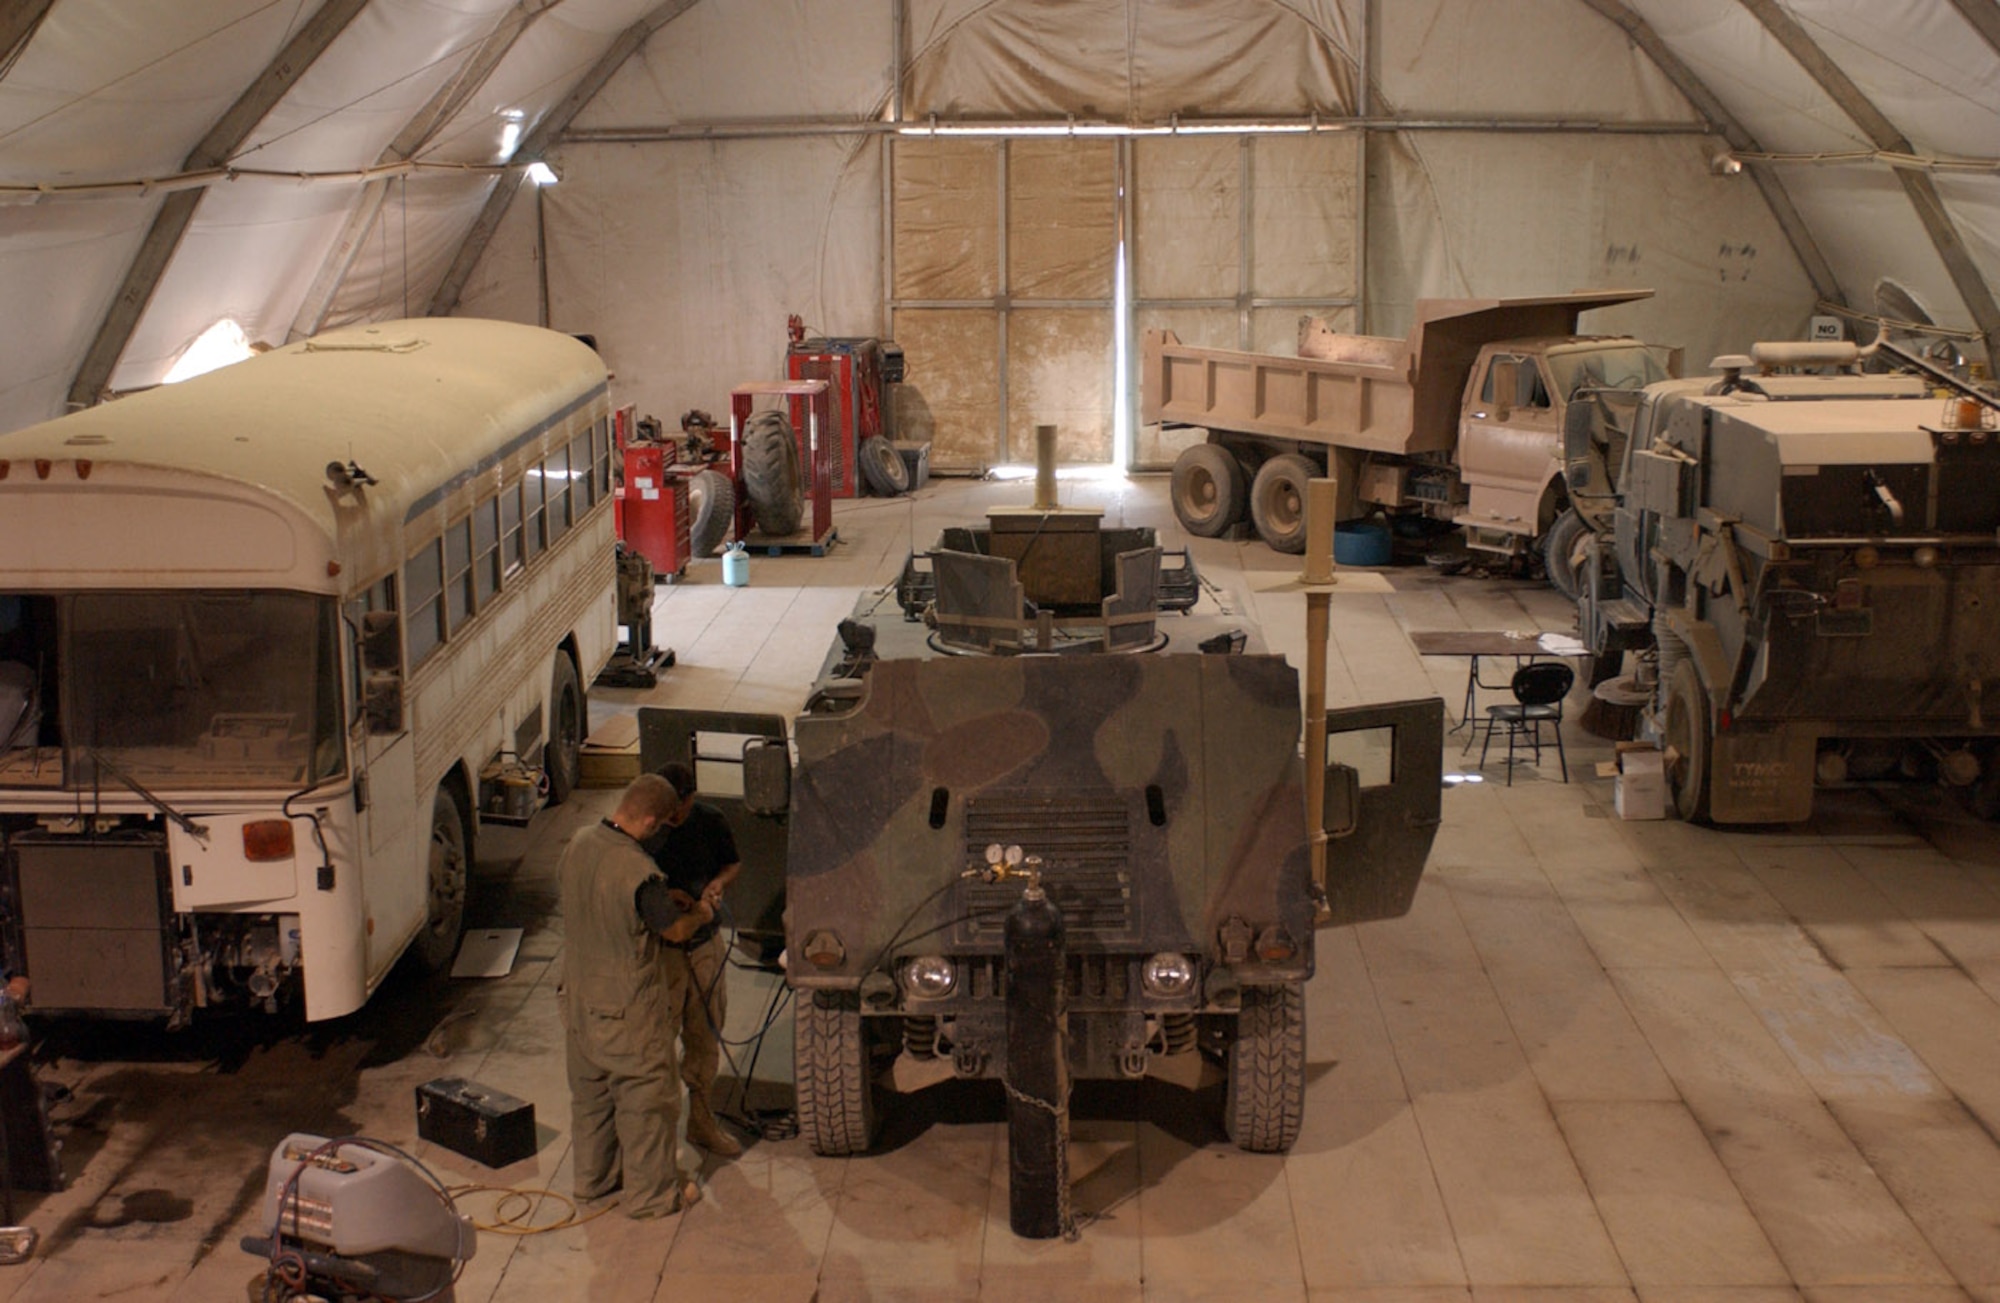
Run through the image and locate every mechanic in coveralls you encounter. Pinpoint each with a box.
[651,760,743,1159]
[559,773,712,1218]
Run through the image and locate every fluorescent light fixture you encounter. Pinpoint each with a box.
[896,117,1340,139]
[525,161,559,186]
[164,318,255,383]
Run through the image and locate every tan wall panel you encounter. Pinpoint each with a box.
[1133,136,1239,301]
[893,138,1000,300]
[891,309,999,469]
[1007,309,1111,464]
[1250,133,1359,300]
[1008,138,1115,300]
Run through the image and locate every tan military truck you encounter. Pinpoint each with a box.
[1142,290,1678,574]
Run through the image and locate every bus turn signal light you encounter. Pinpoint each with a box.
[242,819,295,862]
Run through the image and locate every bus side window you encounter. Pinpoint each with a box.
[474,496,502,605]
[348,576,403,734]
[595,417,613,499]
[546,445,572,543]
[500,480,524,577]
[405,538,445,666]
[568,429,595,510]
[445,515,475,631]
[524,464,547,562]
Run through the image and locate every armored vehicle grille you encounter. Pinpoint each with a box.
[959,791,1134,943]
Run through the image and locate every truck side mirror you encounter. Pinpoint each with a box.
[742,738,790,816]
[360,611,401,672]
[363,673,403,734]
[1322,763,1359,837]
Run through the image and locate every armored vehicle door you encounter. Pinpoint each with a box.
[1319,697,1445,927]
[638,707,790,969]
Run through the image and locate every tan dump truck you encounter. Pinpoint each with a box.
[1141,290,1679,571]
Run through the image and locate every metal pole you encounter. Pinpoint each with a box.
[1303,478,1337,921]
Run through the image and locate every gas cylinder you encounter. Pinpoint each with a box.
[721,541,749,587]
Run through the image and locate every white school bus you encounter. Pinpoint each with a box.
[0,318,618,1023]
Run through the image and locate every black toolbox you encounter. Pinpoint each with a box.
[415,1076,537,1168]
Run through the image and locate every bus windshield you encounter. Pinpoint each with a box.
[0,591,344,791]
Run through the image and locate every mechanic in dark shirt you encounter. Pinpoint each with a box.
[649,760,743,1158]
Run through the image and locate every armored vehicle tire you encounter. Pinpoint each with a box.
[1662,660,1712,822]
[1171,443,1247,537]
[858,435,910,497]
[743,409,804,537]
[545,654,583,805]
[414,787,471,973]
[1225,983,1305,1152]
[796,990,877,1155]
[1249,453,1318,554]
[687,468,734,557]
[1541,508,1589,601]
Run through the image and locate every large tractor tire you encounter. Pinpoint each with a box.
[1225,983,1305,1152]
[544,654,584,806]
[858,435,911,497]
[743,409,804,537]
[1662,659,1713,822]
[1248,453,1318,554]
[1541,508,1589,602]
[687,468,734,557]
[795,990,877,1156]
[413,786,471,973]
[1170,443,1248,538]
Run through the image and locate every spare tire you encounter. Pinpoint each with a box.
[687,468,734,557]
[858,436,910,497]
[743,409,803,537]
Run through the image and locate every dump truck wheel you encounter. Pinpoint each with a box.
[1249,453,1317,554]
[1541,508,1589,601]
[796,990,877,1155]
[1225,983,1305,1152]
[414,786,471,973]
[545,654,583,805]
[858,435,910,497]
[1663,660,1712,822]
[687,468,734,557]
[743,409,804,537]
[1170,444,1246,537]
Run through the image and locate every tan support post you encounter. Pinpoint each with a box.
[1302,477,1337,923]
[1033,424,1059,510]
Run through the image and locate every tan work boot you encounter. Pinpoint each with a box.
[686,1100,742,1158]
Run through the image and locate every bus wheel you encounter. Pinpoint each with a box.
[1170,444,1246,538]
[416,788,470,972]
[546,654,584,806]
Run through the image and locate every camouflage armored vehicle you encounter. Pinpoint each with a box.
[1560,337,2000,822]
[642,495,1444,1154]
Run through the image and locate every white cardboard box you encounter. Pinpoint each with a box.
[1614,744,1666,820]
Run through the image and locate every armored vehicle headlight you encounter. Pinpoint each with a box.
[901,955,957,999]
[1141,953,1196,997]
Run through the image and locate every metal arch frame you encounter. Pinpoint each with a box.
[288,0,563,342]
[1946,0,2000,58]
[64,0,371,410]
[427,0,705,319]
[1736,0,2000,362]
[1576,0,1845,309]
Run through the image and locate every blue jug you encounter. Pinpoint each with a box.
[721,542,749,587]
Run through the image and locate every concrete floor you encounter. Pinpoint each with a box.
[9,473,2000,1302]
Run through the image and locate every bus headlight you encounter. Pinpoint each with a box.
[900,955,956,1000]
[1141,953,1196,997]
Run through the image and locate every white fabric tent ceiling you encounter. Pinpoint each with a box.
[0,0,1993,457]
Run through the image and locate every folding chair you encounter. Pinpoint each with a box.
[1477,661,1574,784]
